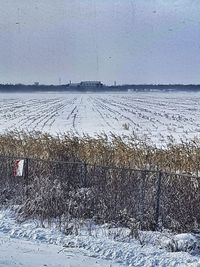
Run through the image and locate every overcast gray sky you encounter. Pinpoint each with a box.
[0,0,200,85]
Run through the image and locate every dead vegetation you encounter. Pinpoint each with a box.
[0,131,199,233]
[0,130,200,175]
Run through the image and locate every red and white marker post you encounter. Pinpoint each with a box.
[13,159,24,177]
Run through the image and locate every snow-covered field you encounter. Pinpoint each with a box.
[0,91,199,142]
[0,209,199,267]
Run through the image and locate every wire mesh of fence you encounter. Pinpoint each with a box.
[0,155,199,233]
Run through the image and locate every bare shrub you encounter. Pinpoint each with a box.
[18,176,65,226]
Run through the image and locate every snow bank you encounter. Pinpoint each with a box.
[0,208,199,267]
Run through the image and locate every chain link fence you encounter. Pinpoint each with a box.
[0,155,199,233]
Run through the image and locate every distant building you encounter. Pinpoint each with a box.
[80,81,103,88]
[68,81,103,90]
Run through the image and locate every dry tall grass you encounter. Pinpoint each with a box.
[0,130,199,175]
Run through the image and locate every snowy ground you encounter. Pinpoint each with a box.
[0,237,121,267]
[0,209,199,267]
[0,91,199,142]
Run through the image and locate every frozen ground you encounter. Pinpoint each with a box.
[0,209,199,267]
[0,91,199,142]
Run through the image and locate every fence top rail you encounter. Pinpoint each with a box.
[0,154,198,179]
[0,154,158,172]
[162,171,200,179]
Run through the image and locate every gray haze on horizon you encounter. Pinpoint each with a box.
[0,0,200,85]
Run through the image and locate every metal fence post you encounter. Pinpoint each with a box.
[84,162,87,187]
[155,170,162,230]
[24,158,29,199]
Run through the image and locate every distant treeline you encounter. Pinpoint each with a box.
[1,83,200,92]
